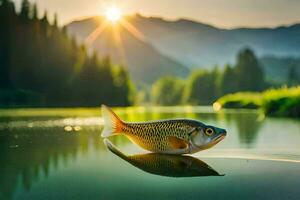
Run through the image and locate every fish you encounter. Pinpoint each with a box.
[104,139,223,178]
[101,105,227,154]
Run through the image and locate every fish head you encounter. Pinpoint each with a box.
[190,124,226,151]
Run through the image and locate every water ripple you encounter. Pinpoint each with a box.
[0,117,104,131]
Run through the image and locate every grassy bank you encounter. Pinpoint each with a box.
[216,86,300,118]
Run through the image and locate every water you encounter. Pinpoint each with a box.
[0,107,300,200]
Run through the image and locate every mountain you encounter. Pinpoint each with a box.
[259,56,300,83]
[67,17,189,84]
[67,15,300,84]
[127,14,300,68]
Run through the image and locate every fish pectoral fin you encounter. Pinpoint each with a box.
[168,136,188,149]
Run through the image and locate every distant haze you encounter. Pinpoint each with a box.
[13,0,300,28]
[67,15,300,84]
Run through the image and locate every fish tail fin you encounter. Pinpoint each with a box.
[101,105,124,138]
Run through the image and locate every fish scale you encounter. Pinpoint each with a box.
[101,105,227,154]
[121,120,196,153]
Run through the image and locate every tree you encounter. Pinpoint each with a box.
[53,13,58,27]
[0,2,134,107]
[20,0,30,20]
[219,64,238,95]
[235,48,265,91]
[288,65,299,86]
[113,65,135,106]
[183,70,218,105]
[41,10,49,28]
[0,0,15,89]
[152,76,185,105]
[32,3,38,20]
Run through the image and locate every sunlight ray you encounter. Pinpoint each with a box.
[85,21,108,46]
[112,24,127,65]
[83,13,147,65]
[120,19,147,42]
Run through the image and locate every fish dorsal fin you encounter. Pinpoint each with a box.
[168,136,188,149]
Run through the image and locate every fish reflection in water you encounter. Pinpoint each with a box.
[104,139,223,178]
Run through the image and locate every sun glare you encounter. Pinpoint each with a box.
[105,7,122,23]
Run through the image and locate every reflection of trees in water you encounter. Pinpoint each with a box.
[223,112,263,147]
[0,129,103,200]
[0,109,268,199]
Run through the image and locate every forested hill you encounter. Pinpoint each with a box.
[67,14,300,82]
[259,56,300,84]
[67,17,190,84]
[0,0,134,107]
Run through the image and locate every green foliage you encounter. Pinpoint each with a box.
[151,76,185,105]
[261,87,300,118]
[259,56,300,85]
[0,89,42,107]
[235,48,265,91]
[135,83,151,105]
[288,65,300,86]
[32,3,38,19]
[150,48,268,106]
[217,93,261,109]
[219,64,238,95]
[112,64,136,106]
[0,0,15,89]
[0,1,134,107]
[216,86,300,118]
[20,0,30,20]
[183,69,219,105]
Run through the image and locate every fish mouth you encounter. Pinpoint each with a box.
[192,133,226,151]
[213,134,226,143]
[210,133,226,146]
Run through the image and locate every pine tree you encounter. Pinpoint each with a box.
[235,48,265,91]
[0,1,134,107]
[41,10,49,26]
[183,70,218,105]
[220,64,238,95]
[20,0,30,20]
[288,65,299,86]
[152,76,184,105]
[53,13,58,27]
[32,3,38,20]
[0,0,15,89]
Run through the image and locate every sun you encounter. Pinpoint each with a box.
[105,7,122,23]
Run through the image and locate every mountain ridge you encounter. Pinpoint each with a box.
[124,14,300,67]
[67,14,300,83]
[67,16,190,84]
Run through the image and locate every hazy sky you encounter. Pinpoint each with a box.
[14,0,300,28]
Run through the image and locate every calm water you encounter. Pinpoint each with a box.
[0,107,300,200]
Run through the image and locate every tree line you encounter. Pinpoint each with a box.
[0,0,134,107]
[151,48,268,105]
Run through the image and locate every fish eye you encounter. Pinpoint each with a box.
[205,128,214,136]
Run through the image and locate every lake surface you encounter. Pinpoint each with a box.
[0,106,300,200]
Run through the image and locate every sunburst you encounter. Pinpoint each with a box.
[105,7,122,23]
[85,6,146,64]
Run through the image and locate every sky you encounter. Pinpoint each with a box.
[13,0,300,28]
